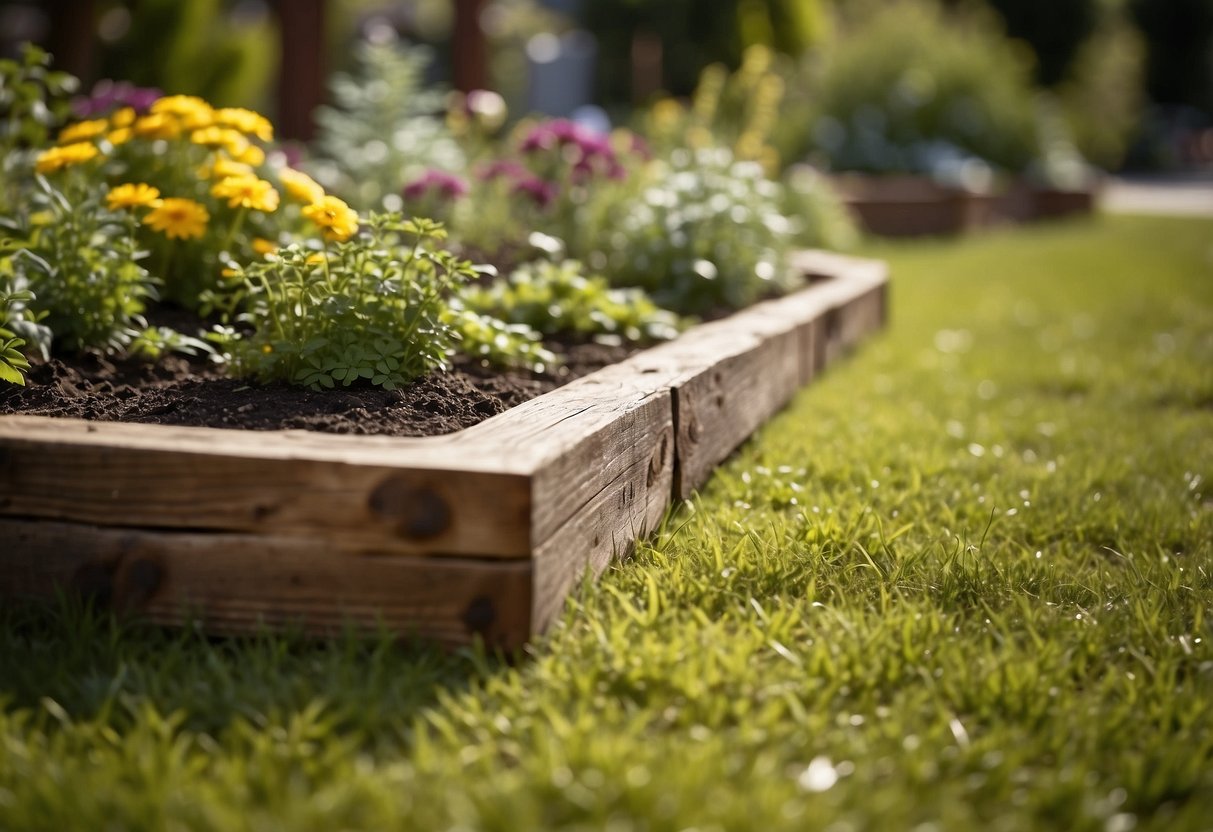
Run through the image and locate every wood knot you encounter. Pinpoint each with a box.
[368,477,452,541]
[462,596,496,635]
[120,557,163,610]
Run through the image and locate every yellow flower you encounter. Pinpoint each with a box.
[302,195,359,242]
[57,119,109,144]
[251,237,278,255]
[107,127,133,146]
[106,183,162,211]
[277,167,324,204]
[143,198,209,240]
[190,126,249,158]
[111,107,136,128]
[151,94,213,129]
[305,252,328,265]
[214,107,273,142]
[133,113,182,140]
[202,156,255,181]
[237,144,265,167]
[221,267,240,279]
[211,175,280,212]
[35,142,101,173]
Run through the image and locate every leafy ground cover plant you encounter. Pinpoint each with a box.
[460,258,682,344]
[595,146,799,315]
[206,216,478,391]
[0,277,43,385]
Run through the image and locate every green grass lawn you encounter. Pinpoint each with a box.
[2,214,1211,831]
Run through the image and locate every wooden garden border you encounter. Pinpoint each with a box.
[0,251,888,648]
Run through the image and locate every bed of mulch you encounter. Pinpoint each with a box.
[0,341,630,438]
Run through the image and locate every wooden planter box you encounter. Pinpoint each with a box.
[1028,184,1099,220]
[0,251,888,649]
[832,174,998,237]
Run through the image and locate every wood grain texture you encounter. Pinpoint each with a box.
[0,422,534,557]
[0,518,532,648]
[530,420,675,630]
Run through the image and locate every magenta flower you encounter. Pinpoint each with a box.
[512,176,558,209]
[402,169,470,202]
[72,80,162,118]
[476,159,528,182]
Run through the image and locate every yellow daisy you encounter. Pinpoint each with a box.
[111,107,137,128]
[302,195,360,242]
[151,94,213,130]
[237,144,266,167]
[277,167,325,204]
[35,142,100,174]
[107,127,133,146]
[211,175,280,212]
[106,183,162,211]
[143,198,209,240]
[251,237,278,256]
[133,113,182,140]
[57,119,109,144]
[214,107,273,142]
[201,156,255,181]
[190,126,245,152]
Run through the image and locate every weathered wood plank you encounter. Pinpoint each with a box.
[530,420,675,630]
[0,424,534,557]
[0,518,532,648]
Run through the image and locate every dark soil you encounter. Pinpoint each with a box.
[0,341,631,437]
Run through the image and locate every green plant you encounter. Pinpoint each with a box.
[0,43,78,199]
[0,279,40,386]
[809,0,1038,178]
[780,164,859,251]
[596,147,798,315]
[443,306,556,372]
[1,175,158,354]
[207,215,475,390]
[311,37,464,212]
[461,258,682,344]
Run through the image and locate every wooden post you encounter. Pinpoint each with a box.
[452,0,488,92]
[272,0,326,142]
[45,0,97,83]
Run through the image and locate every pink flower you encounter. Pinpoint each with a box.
[512,176,558,208]
[402,169,469,202]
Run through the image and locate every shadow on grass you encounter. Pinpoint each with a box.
[0,595,507,746]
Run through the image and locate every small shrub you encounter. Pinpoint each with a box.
[2,175,158,354]
[595,147,797,315]
[206,216,476,391]
[808,0,1038,178]
[460,259,682,344]
[0,44,78,199]
[310,38,464,212]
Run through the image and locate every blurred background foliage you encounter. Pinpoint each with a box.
[0,0,1209,172]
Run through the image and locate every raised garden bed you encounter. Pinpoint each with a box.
[835,174,1099,237]
[833,174,1000,237]
[0,251,887,649]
